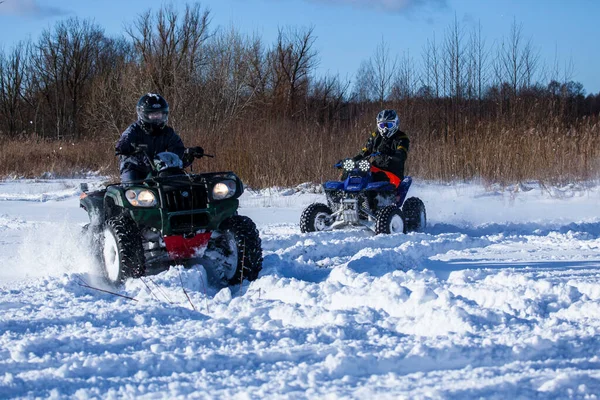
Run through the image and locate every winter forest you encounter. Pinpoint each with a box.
[0,2,599,186]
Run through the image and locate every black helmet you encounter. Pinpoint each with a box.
[136,93,169,131]
[376,109,400,138]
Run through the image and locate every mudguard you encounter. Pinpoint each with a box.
[344,176,368,192]
[397,177,413,206]
[324,181,345,191]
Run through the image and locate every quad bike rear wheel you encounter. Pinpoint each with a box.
[375,205,405,234]
[402,197,427,232]
[101,216,145,285]
[208,215,263,285]
[300,203,333,233]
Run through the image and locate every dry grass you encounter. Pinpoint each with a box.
[0,138,116,179]
[408,120,600,185]
[1,118,599,187]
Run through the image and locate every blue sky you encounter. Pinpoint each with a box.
[0,0,598,93]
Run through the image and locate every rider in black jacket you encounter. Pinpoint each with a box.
[115,94,202,182]
[329,110,409,212]
[353,109,409,182]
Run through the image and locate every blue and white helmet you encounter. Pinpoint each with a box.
[376,109,400,138]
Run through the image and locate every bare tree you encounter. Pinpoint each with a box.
[467,21,488,102]
[0,41,29,137]
[246,34,272,113]
[420,33,443,100]
[202,27,262,128]
[443,15,466,100]
[461,19,489,124]
[31,18,106,138]
[521,40,539,90]
[352,60,374,102]
[421,37,435,98]
[126,3,211,95]
[372,38,398,104]
[353,38,398,105]
[497,18,539,95]
[310,73,350,124]
[84,37,134,137]
[392,50,418,101]
[272,26,318,118]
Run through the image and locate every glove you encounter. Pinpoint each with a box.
[115,142,135,156]
[186,146,204,158]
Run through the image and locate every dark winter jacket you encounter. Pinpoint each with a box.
[354,130,410,178]
[115,122,186,174]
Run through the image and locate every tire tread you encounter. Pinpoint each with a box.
[402,197,426,232]
[300,203,333,233]
[375,205,404,235]
[104,215,145,283]
[221,215,263,284]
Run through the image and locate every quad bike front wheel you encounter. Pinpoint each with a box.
[375,205,405,235]
[300,203,333,233]
[208,215,263,285]
[402,197,427,233]
[101,216,145,285]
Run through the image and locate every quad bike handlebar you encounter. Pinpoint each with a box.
[185,146,214,159]
[334,152,381,168]
[117,143,214,159]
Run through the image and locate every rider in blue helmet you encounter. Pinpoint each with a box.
[353,109,409,182]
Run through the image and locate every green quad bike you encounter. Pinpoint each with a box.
[80,145,262,286]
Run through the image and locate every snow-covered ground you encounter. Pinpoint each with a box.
[2,178,600,399]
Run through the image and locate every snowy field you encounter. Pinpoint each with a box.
[2,178,600,399]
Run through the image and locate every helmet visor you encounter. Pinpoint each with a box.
[141,110,168,126]
[147,111,168,121]
[378,121,397,130]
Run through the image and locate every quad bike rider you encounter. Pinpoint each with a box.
[300,109,426,234]
[80,93,263,285]
[116,93,202,182]
[347,109,409,208]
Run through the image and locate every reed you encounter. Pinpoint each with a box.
[2,117,598,187]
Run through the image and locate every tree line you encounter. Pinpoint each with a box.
[0,3,598,185]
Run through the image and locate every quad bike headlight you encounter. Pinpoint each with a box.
[343,159,355,172]
[212,180,237,200]
[125,189,157,207]
[358,159,370,172]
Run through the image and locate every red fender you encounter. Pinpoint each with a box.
[370,166,401,188]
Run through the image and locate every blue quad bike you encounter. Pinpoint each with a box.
[300,154,426,234]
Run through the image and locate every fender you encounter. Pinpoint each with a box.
[370,166,401,188]
[105,186,128,208]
